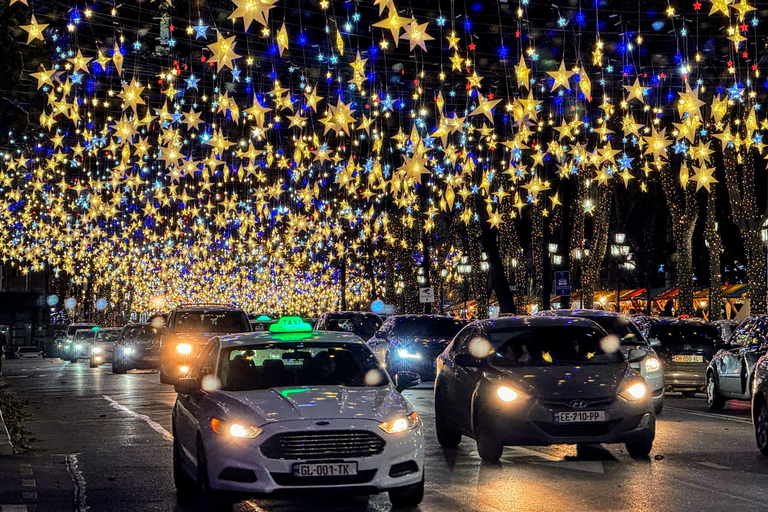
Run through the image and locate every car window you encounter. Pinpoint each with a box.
[96,331,120,342]
[451,327,475,355]
[650,324,719,349]
[587,316,646,346]
[392,317,466,338]
[173,311,250,333]
[323,314,382,339]
[488,326,622,366]
[19,347,38,353]
[218,342,385,391]
[190,342,218,380]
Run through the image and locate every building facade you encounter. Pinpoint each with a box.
[0,265,50,353]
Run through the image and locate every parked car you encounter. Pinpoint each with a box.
[247,314,277,332]
[433,316,655,461]
[713,319,741,345]
[171,317,424,507]
[89,328,121,368]
[644,318,719,396]
[706,316,768,409]
[315,311,383,341]
[70,328,97,362]
[113,323,163,374]
[16,346,42,359]
[369,315,468,380]
[160,304,252,384]
[750,355,768,455]
[538,310,664,414]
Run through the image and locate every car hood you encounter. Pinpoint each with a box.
[216,386,410,424]
[491,363,631,401]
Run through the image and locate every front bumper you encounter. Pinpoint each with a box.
[203,420,424,495]
[480,395,655,447]
[664,363,707,390]
[121,346,160,369]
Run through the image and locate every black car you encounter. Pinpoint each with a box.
[645,318,719,396]
[314,311,383,341]
[751,354,768,455]
[369,315,467,379]
[434,316,655,461]
[707,316,768,409]
[113,323,162,374]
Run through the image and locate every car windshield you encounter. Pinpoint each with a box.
[74,331,95,341]
[18,347,38,353]
[67,325,95,336]
[96,330,120,342]
[650,324,719,349]
[124,325,159,341]
[586,316,645,345]
[323,314,382,339]
[218,342,385,391]
[174,311,250,333]
[392,317,466,338]
[488,326,622,366]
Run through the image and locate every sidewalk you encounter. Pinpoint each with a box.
[0,453,75,511]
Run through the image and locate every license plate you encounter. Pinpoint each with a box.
[673,355,703,363]
[293,462,358,477]
[554,411,606,423]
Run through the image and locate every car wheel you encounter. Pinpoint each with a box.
[197,437,234,512]
[707,374,726,410]
[173,436,195,493]
[388,473,424,507]
[625,438,653,457]
[681,391,698,398]
[475,418,503,463]
[113,357,126,374]
[755,399,768,456]
[160,367,173,384]
[69,357,77,363]
[654,401,663,415]
[435,388,461,448]
[89,359,98,369]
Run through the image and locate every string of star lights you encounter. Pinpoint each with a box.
[1,0,768,318]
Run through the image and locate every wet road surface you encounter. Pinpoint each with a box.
[2,357,768,512]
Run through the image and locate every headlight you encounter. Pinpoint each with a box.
[75,344,82,349]
[397,348,422,359]
[179,365,190,375]
[124,347,135,355]
[497,386,520,402]
[210,418,262,438]
[379,411,419,434]
[619,382,648,401]
[176,343,192,354]
[644,357,661,372]
[92,347,102,354]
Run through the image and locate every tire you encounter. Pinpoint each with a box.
[173,436,195,493]
[89,359,98,369]
[625,438,653,457]
[160,366,174,384]
[707,374,726,410]
[113,357,126,374]
[475,421,503,462]
[434,388,461,448]
[388,474,424,507]
[654,401,663,415]
[69,356,77,363]
[755,399,768,456]
[681,391,698,398]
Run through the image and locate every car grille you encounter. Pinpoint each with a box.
[270,469,377,486]
[260,431,386,460]
[534,419,621,437]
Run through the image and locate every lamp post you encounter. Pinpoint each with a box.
[440,268,448,314]
[458,256,472,318]
[396,279,404,314]
[610,233,632,313]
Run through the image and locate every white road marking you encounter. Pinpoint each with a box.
[679,479,768,506]
[697,461,731,470]
[102,395,173,441]
[0,505,29,511]
[665,406,753,425]
[64,454,89,512]
[530,460,606,473]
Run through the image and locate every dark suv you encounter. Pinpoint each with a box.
[112,323,162,374]
[644,318,719,396]
[159,304,251,384]
[315,311,383,341]
[707,316,768,409]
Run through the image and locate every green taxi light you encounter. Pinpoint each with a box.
[269,316,313,333]
[256,315,272,321]
[91,326,100,331]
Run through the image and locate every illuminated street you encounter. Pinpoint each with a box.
[2,357,768,512]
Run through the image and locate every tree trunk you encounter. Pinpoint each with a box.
[747,232,767,315]
[706,190,723,320]
[532,202,544,309]
[476,194,516,314]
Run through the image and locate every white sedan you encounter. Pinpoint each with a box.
[172,317,424,509]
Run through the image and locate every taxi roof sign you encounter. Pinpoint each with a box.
[269,316,313,333]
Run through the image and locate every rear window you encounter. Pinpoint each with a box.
[488,326,622,366]
[587,317,646,345]
[650,324,718,349]
[392,317,466,338]
[323,314,382,339]
[74,330,95,340]
[67,325,95,336]
[18,347,38,353]
[173,311,250,333]
[124,325,159,340]
[96,330,120,342]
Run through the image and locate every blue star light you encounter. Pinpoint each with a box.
[618,154,633,170]
[673,141,688,154]
[185,74,200,90]
[380,95,394,112]
[194,21,209,40]
[727,83,743,101]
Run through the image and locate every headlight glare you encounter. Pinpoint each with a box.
[497,386,519,402]
[397,348,421,359]
[620,382,648,401]
[92,347,102,354]
[124,347,135,355]
[379,411,419,434]
[176,343,192,354]
[644,357,661,372]
[75,344,82,349]
[210,418,261,438]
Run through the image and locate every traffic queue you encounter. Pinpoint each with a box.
[50,304,768,509]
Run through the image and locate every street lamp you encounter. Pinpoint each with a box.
[439,268,448,314]
[396,279,405,313]
[611,233,631,313]
[458,256,472,317]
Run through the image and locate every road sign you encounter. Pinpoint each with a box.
[419,287,435,303]
[555,271,571,296]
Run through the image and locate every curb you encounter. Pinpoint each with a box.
[0,407,13,455]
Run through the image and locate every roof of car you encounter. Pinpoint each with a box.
[214,330,365,347]
[387,314,465,321]
[97,327,122,332]
[323,311,381,316]
[171,304,244,312]
[477,315,604,331]
[540,309,624,318]
[647,317,713,326]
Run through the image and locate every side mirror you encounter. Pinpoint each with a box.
[649,338,661,348]
[174,378,200,395]
[455,353,484,368]
[627,349,648,364]
[394,371,421,393]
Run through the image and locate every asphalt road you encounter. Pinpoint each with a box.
[2,357,768,512]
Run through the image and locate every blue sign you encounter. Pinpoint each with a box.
[555,271,571,296]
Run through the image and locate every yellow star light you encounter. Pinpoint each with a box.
[276,24,289,56]
[547,61,574,92]
[709,0,732,16]
[30,67,59,90]
[515,55,530,90]
[450,52,464,71]
[229,0,277,31]
[20,15,48,44]
[400,19,433,52]
[623,77,646,104]
[67,50,92,74]
[207,31,241,72]
[372,12,411,47]
[692,164,718,192]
